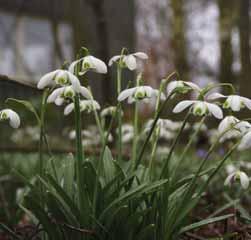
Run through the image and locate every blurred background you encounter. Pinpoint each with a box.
[0,0,251,149]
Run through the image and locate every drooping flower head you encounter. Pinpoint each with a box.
[207,93,251,112]
[145,119,175,140]
[224,170,249,189]
[109,52,148,71]
[218,116,251,142]
[101,106,118,117]
[118,86,165,103]
[37,70,81,92]
[238,130,251,150]
[0,109,20,128]
[173,100,223,119]
[47,85,92,106]
[64,100,100,115]
[166,80,201,97]
[69,55,107,75]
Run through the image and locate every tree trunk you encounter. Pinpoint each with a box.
[170,0,189,81]
[239,0,251,97]
[218,0,236,93]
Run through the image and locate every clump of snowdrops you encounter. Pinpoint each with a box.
[2,47,251,240]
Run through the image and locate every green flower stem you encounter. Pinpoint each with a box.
[135,93,174,170]
[171,116,206,181]
[132,100,139,169]
[93,107,105,146]
[148,81,166,179]
[132,76,141,169]
[74,94,85,221]
[117,66,122,162]
[148,127,160,180]
[39,89,49,178]
[160,112,190,179]
[93,109,117,222]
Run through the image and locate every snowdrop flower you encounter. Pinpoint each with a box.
[207,93,251,112]
[173,100,223,119]
[0,109,20,128]
[218,116,241,142]
[225,164,237,175]
[47,85,92,106]
[238,130,251,150]
[37,70,81,92]
[109,52,148,70]
[69,55,107,75]
[64,100,100,115]
[166,80,201,97]
[192,122,208,132]
[224,170,249,189]
[145,119,175,140]
[119,124,134,143]
[101,106,118,117]
[118,86,163,103]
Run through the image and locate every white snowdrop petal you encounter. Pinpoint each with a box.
[55,97,64,106]
[37,70,58,89]
[207,92,226,100]
[240,172,249,189]
[242,97,251,110]
[68,72,81,93]
[229,96,241,112]
[47,87,64,103]
[224,172,235,186]
[118,88,136,101]
[80,87,92,99]
[206,103,223,119]
[1,109,21,128]
[87,56,107,74]
[64,103,75,115]
[108,55,121,66]
[166,81,179,96]
[68,60,79,74]
[92,100,101,110]
[124,55,137,70]
[133,52,148,59]
[173,100,195,113]
[238,131,251,150]
[183,81,201,91]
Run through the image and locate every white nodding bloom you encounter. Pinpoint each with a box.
[69,56,107,75]
[0,109,20,128]
[118,86,162,103]
[238,130,251,150]
[64,100,100,115]
[173,100,223,119]
[47,86,92,105]
[218,116,241,142]
[120,124,134,143]
[224,170,249,189]
[166,80,201,97]
[108,52,148,71]
[37,70,81,92]
[207,93,251,112]
[100,106,118,117]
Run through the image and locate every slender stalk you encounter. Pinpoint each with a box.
[135,93,174,169]
[148,81,165,179]
[171,116,206,180]
[132,75,141,169]
[38,89,49,240]
[117,66,122,162]
[160,112,190,179]
[148,127,160,180]
[132,100,139,169]
[93,108,117,221]
[74,94,85,222]
[39,89,49,178]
